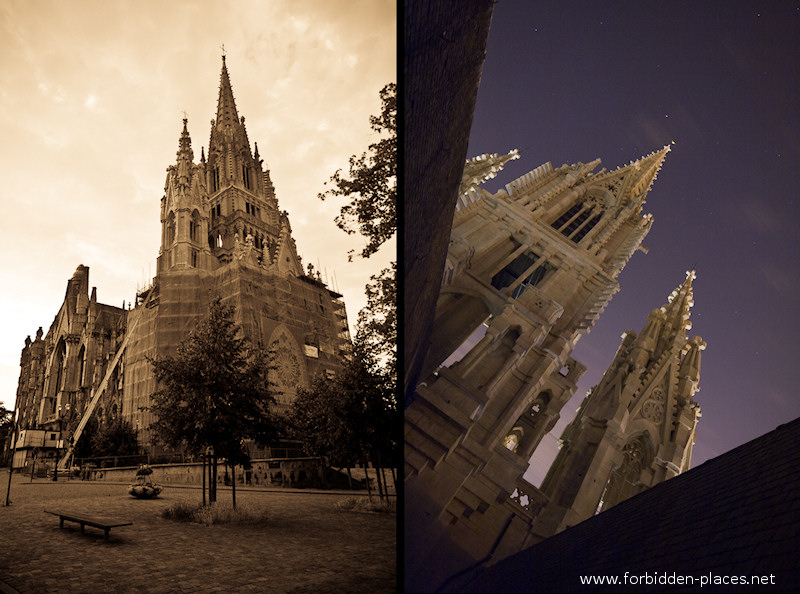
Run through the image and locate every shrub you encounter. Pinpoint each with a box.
[161,501,269,525]
[334,496,396,514]
[161,501,198,522]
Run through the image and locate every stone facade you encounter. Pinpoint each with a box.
[405,145,703,590]
[533,271,703,539]
[13,265,126,446]
[11,57,351,462]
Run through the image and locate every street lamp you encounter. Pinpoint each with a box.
[52,405,62,482]
[206,445,215,503]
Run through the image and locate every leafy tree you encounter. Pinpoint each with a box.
[317,85,398,373]
[319,83,396,260]
[148,297,278,505]
[71,416,99,460]
[290,337,396,500]
[1,405,13,462]
[356,262,397,378]
[313,83,398,495]
[91,418,140,458]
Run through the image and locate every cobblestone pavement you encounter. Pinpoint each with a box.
[0,470,396,593]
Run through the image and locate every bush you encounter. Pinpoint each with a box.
[334,496,396,514]
[161,501,269,525]
[161,501,198,522]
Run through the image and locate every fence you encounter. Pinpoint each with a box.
[76,458,397,493]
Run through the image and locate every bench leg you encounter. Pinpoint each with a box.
[81,523,86,534]
[59,518,64,529]
[104,528,110,541]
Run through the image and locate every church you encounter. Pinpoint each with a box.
[405,146,704,591]
[11,56,351,468]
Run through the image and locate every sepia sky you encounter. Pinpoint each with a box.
[466,1,800,485]
[0,0,396,413]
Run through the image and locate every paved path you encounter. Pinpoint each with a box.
[0,470,395,593]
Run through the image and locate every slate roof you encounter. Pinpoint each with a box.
[459,417,800,592]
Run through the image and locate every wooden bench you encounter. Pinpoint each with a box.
[45,510,133,540]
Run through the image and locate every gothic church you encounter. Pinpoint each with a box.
[405,146,704,590]
[11,57,351,466]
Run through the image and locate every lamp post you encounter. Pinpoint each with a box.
[52,406,62,482]
[206,445,215,503]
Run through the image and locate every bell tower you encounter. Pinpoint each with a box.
[156,55,302,276]
[158,117,212,272]
[405,146,673,587]
[533,271,703,538]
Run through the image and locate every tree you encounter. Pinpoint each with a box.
[356,262,397,378]
[0,405,13,464]
[148,298,278,506]
[290,337,396,500]
[318,85,398,372]
[313,83,398,496]
[318,83,396,260]
[91,419,140,458]
[71,416,99,460]
[68,415,138,464]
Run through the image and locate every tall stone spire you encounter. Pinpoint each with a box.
[661,269,695,335]
[178,117,193,157]
[646,269,697,361]
[215,55,240,127]
[593,143,672,205]
[532,270,704,540]
[207,56,254,192]
[176,117,194,187]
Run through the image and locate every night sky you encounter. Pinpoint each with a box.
[465,1,800,485]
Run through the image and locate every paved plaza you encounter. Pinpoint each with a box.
[0,470,396,593]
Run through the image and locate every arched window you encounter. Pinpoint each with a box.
[529,391,551,417]
[503,426,524,453]
[491,249,555,299]
[572,212,603,243]
[190,210,200,242]
[551,202,603,244]
[166,212,176,245]
[78,345,86,388]
[551,202,583,230]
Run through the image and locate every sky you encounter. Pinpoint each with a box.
[0,0,396,414]
[464,1,800,485]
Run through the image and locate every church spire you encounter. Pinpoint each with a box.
[460,149,521,196]
[660,269,696,339]
[592,143,672,208]
[175,117,194,187]
[215,55,240,128]
[626,143,673,199]
[177,117,193,160]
